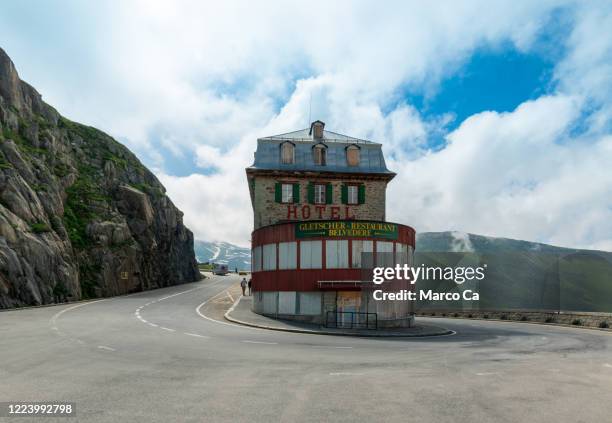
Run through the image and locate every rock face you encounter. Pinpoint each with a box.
[0,47,200,308]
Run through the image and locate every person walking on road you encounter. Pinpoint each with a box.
[240,278,247,296]
[247,279,252,296]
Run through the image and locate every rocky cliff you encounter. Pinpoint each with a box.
[0,48,200,308]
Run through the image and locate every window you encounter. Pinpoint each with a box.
[346,145,360,166]
[263,244,276,270]
[281,142,294,164]
[308,183,331,204]
[276,183,299,203]
[376,241,394,267]
[396,243,410,266]
[262,292,277,314]
[298,292,321,315]
[326,240,349,269]
[282,183,293,203]
[352,240,373,268]
[278,292,297,314]
[300,240,322,269]
[341,184,364,205]
[347,185,358,205]
[252,246,262,272]
[314,184,326,204]
[278,242,297,270]
[313,145,326,165]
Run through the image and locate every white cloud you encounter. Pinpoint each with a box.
[1,1,611,249]
[387,95,612,250]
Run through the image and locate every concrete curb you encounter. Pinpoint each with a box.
[224,297,454,338]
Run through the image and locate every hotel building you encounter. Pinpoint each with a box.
[246,121,415,328]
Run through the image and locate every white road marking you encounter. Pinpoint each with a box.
[604,363,612,368]
[184,332,209,338]
[310,345,353,349]
[227,291,235,303]
[242,340,278,345]
[196,290,266,332]
[49,300,106,339]
[476,372,499,376]
[97,345,115,351]
[329,372,363,376]
[133,280,226,335]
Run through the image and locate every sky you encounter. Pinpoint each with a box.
[1,1,611,250]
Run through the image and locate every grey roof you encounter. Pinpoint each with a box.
[249,128,394,175]
[260,128,377,145]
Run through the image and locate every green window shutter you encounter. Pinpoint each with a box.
[341,184,348,204]
[307,183,315,204]
[274,183,282,203]
[325,183,333,204]
[358,184,366,204]
[293,183,300,203]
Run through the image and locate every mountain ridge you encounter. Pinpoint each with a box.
[194,240,250,270]
[0,47,199,308]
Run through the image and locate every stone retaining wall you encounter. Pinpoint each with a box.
[416,309,612,329]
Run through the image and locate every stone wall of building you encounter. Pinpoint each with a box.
[252,175,388,229]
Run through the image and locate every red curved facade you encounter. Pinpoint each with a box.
[251,220,415,292]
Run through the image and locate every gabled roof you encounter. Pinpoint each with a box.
[259,128,378,145]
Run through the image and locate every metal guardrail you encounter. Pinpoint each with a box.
[326,311,377,330]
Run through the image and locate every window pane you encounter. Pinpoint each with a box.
[347,186,358,204]
[262,292,277,314]
[313,147,326,165]
[282,183,293,203]
[396,243,409,265]
[347,146,359,166]
[263,244,276,270]
[278,292,296,314]
[252,246,262,272]
[376,241,393,267]
[326,240,348,269]
[281,143,294,164]
[298,292,321,315]
[300,240,322,269]
[279,242,297,269]
[314,184,325,204]
[352,240,373,268]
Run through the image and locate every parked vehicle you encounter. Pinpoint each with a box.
[212,264,229,275]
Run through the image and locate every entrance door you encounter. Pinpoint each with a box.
[336,291,361,328]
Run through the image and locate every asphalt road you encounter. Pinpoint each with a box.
[1,273,611,423]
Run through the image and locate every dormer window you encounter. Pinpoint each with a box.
[346,144,360,166]
[310,120,325,139]
[312,143,327,166]
[280,142,295,164]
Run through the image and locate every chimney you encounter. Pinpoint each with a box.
[309,120,325,139]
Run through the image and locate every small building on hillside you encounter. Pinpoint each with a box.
[246,121,416,328]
